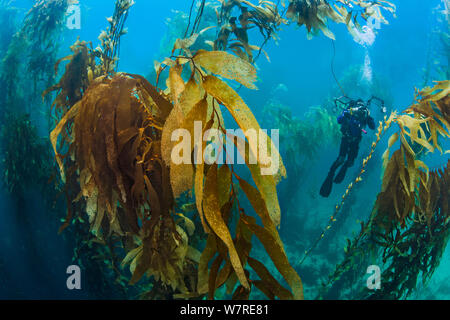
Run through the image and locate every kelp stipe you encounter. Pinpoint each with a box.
[299,112,396,265]
[97,0,133,75]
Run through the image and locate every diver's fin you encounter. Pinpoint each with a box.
[334,165,348,184]
[320,174,334,198]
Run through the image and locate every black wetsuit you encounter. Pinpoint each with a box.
[320,104,375,198]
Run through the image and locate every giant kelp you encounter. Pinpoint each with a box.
[0,1,17,58]
[319,81,450,299]
[0,1,18,118]
[0,0,69,195]
[43,40,97,116]
[422,1,449,86]
[262,100,340,161]
[151,0,285,84]
[260,100,348,257]
[365,162,449,299]
[48,0,303,300]
[377,82,449,230]
[157,0,285,66]
[212,0,285,62]
[0,113,53,196]
[43,0,132,114]
[1,0,68,109]
[45,0,404,301]
[319,160,449,299]
[157,45,303,298]
[0,1,79,293]
[188,0,396,63]
[286,0,396,40]
[97,0,133,75]
[151,0,396,89]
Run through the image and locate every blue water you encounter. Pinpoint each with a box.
[0,0,448,299]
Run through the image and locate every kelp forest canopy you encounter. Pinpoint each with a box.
[166,0,397,65]
[34,0,449,300]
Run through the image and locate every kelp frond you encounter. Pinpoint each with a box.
[43,40,98,115]
[97,0,134,74]
[154,45,301,299]
[48,0,302,300]
[286,0,396,40]
[23,0,69,43]
[209,0,287,63]
[377,81,450,229]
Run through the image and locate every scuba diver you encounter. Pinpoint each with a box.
[320,96,385,198]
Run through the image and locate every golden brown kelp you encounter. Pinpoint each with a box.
[363,163,449,299]
[376,81,449,230]
[47,0,184,291]
[209,0,286,63]
[79,77,185,290]
[44,0,133,180]
[43,40,98,116]
[319,81,450,299]
[286,0,396,39]
[325,160,449,299]
[184,0,396,65]
[148,40,302,299]
[48,0,303,299]
[50,70,186,290]
[43,0,133,114]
